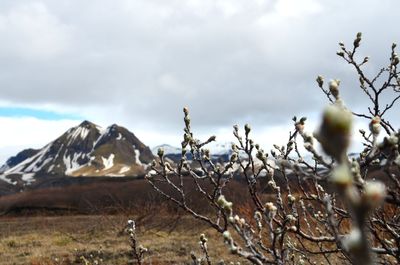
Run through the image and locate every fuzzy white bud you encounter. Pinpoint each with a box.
[200,233,208,243]
[329,79,340,98]
[157,148,164,158]
[217,195,233,213]
[342,228,362,252]
[316,75,324,87]
[223,230,232,241]
[331,164,353,188]
[317,104,352,161]
[265,202,276,211]
[286,214,296,222]
[363,181,386,208]
[369,116,381,136]
[287,194,296,203]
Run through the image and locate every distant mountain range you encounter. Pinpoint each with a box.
[151,142,235,162]
[0,121,235,186]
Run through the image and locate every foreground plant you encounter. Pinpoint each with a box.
[127,219,148,265]
[144,33,400,264]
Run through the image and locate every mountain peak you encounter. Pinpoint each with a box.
[78,120,99,129]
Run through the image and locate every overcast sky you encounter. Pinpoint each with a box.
[0,0,399,164]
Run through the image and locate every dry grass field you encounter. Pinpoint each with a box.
[0,178,257,264]
[0,214,242,265]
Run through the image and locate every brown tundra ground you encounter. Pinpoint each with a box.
[0,214,239,265]
[0,177,346,264]
[0,178,255,264]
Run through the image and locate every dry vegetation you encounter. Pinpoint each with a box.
[0,214,241,265]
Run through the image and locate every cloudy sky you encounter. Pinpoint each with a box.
[0,0,399,163]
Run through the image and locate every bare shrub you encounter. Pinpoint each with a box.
[126,219,148,265]
[144,33,400,264]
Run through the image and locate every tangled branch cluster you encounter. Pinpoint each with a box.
[144,33,400,264]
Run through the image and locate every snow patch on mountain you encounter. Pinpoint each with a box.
[134,150,142,166]
[64,153,84,175]
[0,174,13,184]
[68,126,90,144]
[47,164,55,173]
[22,173,35,184]
[24,144,52,172]
[119,166,130,174]
[102,154,115,170]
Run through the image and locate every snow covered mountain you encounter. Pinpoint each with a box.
[151,144,181,156]
[151,142,236,162]
[0,121,154,183]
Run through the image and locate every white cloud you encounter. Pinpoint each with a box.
[0,0,398,161]
[0,2,72,59]
[0,117,78,164]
